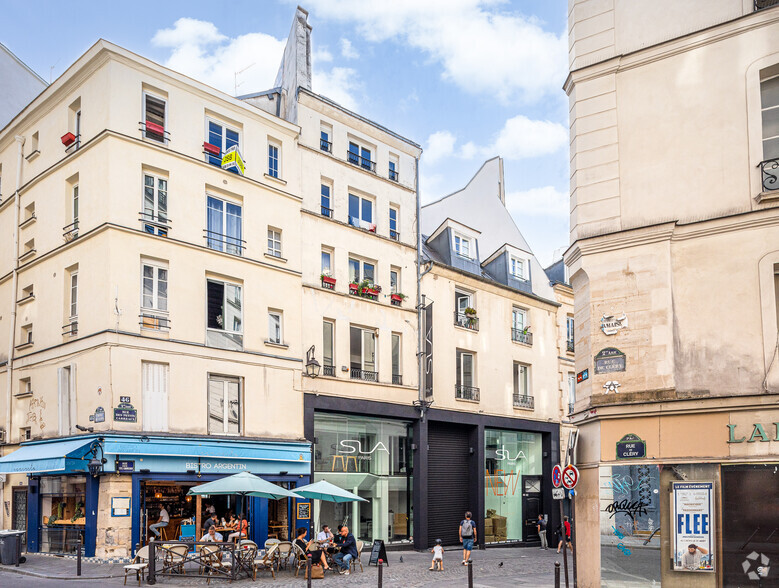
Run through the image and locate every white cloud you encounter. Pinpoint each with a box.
[425,131,456,164]
[312,67,361,111]
[505,186,569,217]
[340,38,358,59]
[302,0,567,103]
[313,47,333,64]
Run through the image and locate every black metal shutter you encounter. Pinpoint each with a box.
[427,423,471,546]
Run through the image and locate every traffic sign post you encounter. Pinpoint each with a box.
[552,487,565,500]
[552,464,563,488]
[562,464,579,490]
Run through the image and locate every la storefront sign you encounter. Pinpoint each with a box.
[671,482,715,572]
[727,422,779,443]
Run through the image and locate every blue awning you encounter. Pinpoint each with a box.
[103,438,310,464]
[0,438,95,474]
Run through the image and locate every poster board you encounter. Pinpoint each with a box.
[671,482,715,572]
[368,539,388,566]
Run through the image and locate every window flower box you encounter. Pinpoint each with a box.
[203,142,221,156]
[321,274,336,290]
[145,120,165,136]
[61,132,76,147]
[390,293,406,306]
[349,282,359,295]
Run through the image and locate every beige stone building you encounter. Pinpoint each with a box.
[565,0,779,586]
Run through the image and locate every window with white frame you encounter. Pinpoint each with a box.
[348,141,374,171]
[323,320,335,372]
[513,362,530,397]
[512,307,526,332]
[349,325,377,378]
[391,332,401,384]
[389,154,399,182]
[69,271,78,320]
[454,233,471,258]
[390,267,400,294]
[66,184,79,239]
[206,119,240,168]
[143,92,166,143]
[320,123,332,152]
[206,279,243,350]
[268,141,280,178]
[206,195,243,255]
[762,73,779,160]
[456,350,475,388]
[389,206,399,240]
[267,228,282,258]
[321,182,333,217]
[455,290,473,314]
[568,373,576,413]
[348,257,375,285]
[208,375,240,434]
[510,256,525,279]
[321,248,332,276]
[143,173,168,236]
[141,262,169,330]
[268,310,283,344]
[566,316,575,351]
[348,193,375,231]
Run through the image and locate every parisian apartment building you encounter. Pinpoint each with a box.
[564,0,779,586]
[0,6,573,560]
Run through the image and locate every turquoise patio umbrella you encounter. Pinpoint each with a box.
[188,471,302,500]
[293,480,367,503]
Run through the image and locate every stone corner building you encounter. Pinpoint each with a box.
[565,1,779,586]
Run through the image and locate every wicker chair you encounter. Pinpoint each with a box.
[253,543,278,580]
[123,545,149,586]
[350,540,364,572]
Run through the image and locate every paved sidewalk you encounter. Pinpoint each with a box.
[0,546,565,586]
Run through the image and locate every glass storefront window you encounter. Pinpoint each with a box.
[314,413,413,543]
[484,429,542,543]
[40,475,86,554]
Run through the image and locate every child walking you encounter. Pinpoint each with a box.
[430,538,444,571]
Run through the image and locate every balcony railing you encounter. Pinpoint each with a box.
[392,374,402,385]
[511,329,533,346]
[755,0,779,10]
[350,368,378,382]
[139,313,171,331]
[513,394,534,409]
[321,205,333,218]
[455,384,480,402]
[568,402,575,415]
[320,138,332,152]
[454,311,479,331]
[389,169,399,182]
[62,321,78,337]
[390,229,399,241]
[204,230,245,256]
[140,212,170,236]
[322,364,336,377]
[347,151,376,172]
[139,121,170,143]
[566,340,575,353]
[63,221,79,241]
[759,158,778,192]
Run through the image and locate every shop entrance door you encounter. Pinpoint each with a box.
[722,464,779,586]
[522,476,542,542]
[427,422,471,546]
[12,488,27,531]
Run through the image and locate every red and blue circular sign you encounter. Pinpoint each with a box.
[552,464,563,488]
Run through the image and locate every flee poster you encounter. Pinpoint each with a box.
[671,482,715,572]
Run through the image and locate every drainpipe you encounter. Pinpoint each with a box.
[3,135,24,529]
[416,156,423,409]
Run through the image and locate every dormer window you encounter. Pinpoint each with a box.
[510,256,525,279]
[454,233,471,259]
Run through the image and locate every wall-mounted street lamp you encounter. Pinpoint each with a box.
[86,439,107,477]
[305,345,321,378]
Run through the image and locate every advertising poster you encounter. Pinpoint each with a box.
[671,482,715,572]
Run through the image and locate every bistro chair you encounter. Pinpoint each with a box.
[123,545,150,586]
[165,543,189,575]
[200,544,231,584]
[264,538,280,550]
[234,541,257,578]
[350,540,364,573]
[253,543,278,580]
[275,541,293,569]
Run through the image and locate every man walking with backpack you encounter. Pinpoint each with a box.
[458,511,477,565]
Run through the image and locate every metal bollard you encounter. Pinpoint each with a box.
[77,534,82,576]
[555,561,561,588]
[148,540,156,585]
[378,558,383,587]
[307,554,313,588]
[468,561,473,588]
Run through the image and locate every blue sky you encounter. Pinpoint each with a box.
[4,0,570,264]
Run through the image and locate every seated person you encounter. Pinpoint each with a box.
[333,526,359,575]
[333,525,345,546]
[201,525,224,542]
[225,513,237,530]
[203,513,218,533]
[228,514,248,542]
[294,527,329,570]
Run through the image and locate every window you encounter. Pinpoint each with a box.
[142,362,169,432]
[142,174,168,236]
[762,74,779,160]
[512,307,526,332]
[389,155,399,182]
[389,206,399,240]
[513,362,530,396]
[141,262,169,328]
[30,131,39,154]
[348,141,375,171]
[206,120,240,168]
[268,141,280,178]
[321,249,332,274]
[455,290,472,314]
[206,196,243,255]
[455,350,477,400]
[21,324,33,345]
[390,268,399,294]
[454,233,471,258]
[268,311,282,344]
[143,93,166,143]
[349,257,375,284]
[206,279,243,350]
[19,377,32,396]
[320,183,332,217]
[267,228,282,258]
[323,320,335,376]
[348,194,375,231]
[320,124,332,152]
[568,373,576,414]
[350,325,377,380]
[20,427,31,441]
[208,375,240,435]
[69,271,78,320]
[510,256,525,279]
[74,110,81,149]
[57,365,73,434]
[68,98,81,150]
[65,184,79,239]
[566,316,575,352]
[391,333,401,385]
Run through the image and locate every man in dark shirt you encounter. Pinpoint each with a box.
[537,514,548,549]
[203,513,218,534]
[334,526,359,575]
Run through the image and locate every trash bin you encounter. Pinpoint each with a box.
[0,530,26,565]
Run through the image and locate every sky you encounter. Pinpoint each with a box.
[3,0,570,265]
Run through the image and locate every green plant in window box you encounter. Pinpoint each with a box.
[464,307,477,316]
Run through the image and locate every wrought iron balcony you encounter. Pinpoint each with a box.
[140,212,170,236]
[568,402,575,415]
[454,311,479,331]
[62,321,78,337]
[139,313,171,331]
[759,158,778,192]
[321,205,333,218]
[350,368,378,382]
[347,151,376,172]
[513,394,534,409]
[204,230,245,256]
[755,0,779,10]
[320,138,332,152]
[63,221,79,241]
[455,384,480,402]
[392,374,402,385]
[322,364,336,377]
[389,169,399,182]
[511,329,533,346]
[390,229,399,241]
